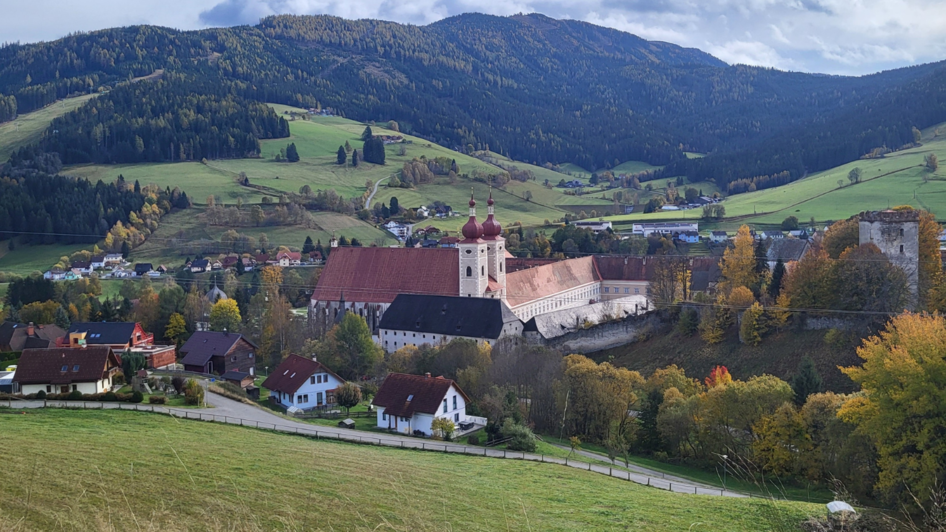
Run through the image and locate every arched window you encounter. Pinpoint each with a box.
[466,266,472,277]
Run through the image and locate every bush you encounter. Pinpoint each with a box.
[116,393,131,402]
[467,434,480,446]
[102,391,118,402]
[36,390,46,400]
[171,376,186,394]
[130,390,144,403]
[67,390,83,401]
[217,381,247,398]
[501,419,537,452]
[184,378,204,406]
[149,395,168,404]
[112,372,125,386]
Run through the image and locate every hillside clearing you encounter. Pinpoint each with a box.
[0,94,96,162]
[0,409,819,531]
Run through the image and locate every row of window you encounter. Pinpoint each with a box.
[309,373,331,385]
[442,395,458,413]
[603,286,641,295]
[282,390,336,405]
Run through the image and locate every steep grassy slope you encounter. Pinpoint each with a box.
[606,122,946,229]
[596,328,862,393]
[0,409,819,531]
[0,94,95,162]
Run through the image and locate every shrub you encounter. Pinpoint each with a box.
[218,381,247,398]
[149,395,168,404]
[171,376,186,394]
[112,372,125,386]
[184,378,204,406]
[36,390,46,400]
[501,419,537,452]
[102,391,118,402]
[467,434,480,446]
[130,391,144,403]
[116,393,131,402]
[67,390,83,401]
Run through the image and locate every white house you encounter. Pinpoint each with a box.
[710,231,728,243]
[90,255,106,270]
[104,253,124,265]
[13,346,121,395]
[573,220,613,234]
[416,206,430,218]
[383,221,412,241]
[276,251,302,267]
[261,354,345,411]
[372,373,471,436]
[631,222,699,237]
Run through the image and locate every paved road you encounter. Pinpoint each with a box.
[4,395,746,498]
[364,176,389,209]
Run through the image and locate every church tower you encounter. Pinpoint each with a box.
[458,193,488,297]
[481,190,506,300]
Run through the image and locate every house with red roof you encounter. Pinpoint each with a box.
[276,251,302,267]
[261,354,344,410]
[372,372,472,436]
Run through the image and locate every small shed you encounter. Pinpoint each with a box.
[338,418,355,429]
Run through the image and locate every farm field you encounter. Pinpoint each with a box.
[605,124,946,228]
[0,241,88,276]
[0,409,819,531]
[130,207,395,267]
[0,94,97,162]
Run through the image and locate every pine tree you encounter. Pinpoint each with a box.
[381,203,390,219]
[351,149,359,167]
[390,197,399,215]
[286,142,300,162]
[791,356,822,406]
[361,126,373,141]
[121,240,131,259]
[302,236,315,254]
[638,389,663,452]
[769,259,786,299]
[336,145,346,165]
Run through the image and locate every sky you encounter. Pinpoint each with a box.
[2,0,945,75]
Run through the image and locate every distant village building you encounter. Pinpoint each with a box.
[573,220,613,233]
[710,231,728,243]
[179,331,257,375]
[0,322,65,352]
[631,222,699,238]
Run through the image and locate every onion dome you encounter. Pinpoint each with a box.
[461,194,484,241]
[482,192,502,239]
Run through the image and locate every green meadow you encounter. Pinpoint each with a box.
[0,409,820,531]
[0,94,97,162]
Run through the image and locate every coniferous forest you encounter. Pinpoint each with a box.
[0,14,945,190]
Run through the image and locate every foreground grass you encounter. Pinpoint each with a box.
[0,409,818,531]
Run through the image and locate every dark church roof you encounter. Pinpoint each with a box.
[379,294,519,340]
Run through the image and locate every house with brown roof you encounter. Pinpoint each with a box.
[179,331,257,375]
[262,354,344,410]
[14,346,121,395]
[372,373,472,436]
[0,322,66,352]
[595,256,653,301]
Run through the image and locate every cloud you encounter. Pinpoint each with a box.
[708,40,796,69]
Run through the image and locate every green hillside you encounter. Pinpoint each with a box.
[605,123,946,229]
[0,94,96,162]
[0,409,818,531]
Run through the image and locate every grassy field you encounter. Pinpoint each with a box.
[0,241,87,275]
[0,94,97,162]
[0,409,819,531]
[605,124,946,228]
[131,207,394,266]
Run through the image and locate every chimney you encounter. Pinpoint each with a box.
[425,372,431,379]
[27,322,35,336]
[312,355,317,362]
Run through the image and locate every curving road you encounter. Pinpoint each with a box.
[364,176,389,209]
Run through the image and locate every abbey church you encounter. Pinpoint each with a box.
[310,193,652,334]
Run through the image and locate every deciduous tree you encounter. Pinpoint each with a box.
[719,225,756,295]
[209,299,241,332]
[335,382,362,415]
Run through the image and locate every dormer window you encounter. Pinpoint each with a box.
[407,395,413,402]
[61,365,68,372]
[73,365,79,372]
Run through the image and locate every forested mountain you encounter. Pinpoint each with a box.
[1,13,945,190]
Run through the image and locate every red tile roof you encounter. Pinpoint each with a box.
[593,256,654,281]
[505,256,599,308]
[14,347,119,385]
[505,257,563,273]
[312,247,459,304]
[261,354,343,394]
[372,373,470,418]
[277,251,302,261]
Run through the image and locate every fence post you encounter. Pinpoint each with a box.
[647,478,649,486]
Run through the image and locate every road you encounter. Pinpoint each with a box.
[364,176,389,209]
[4,394,746,498]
